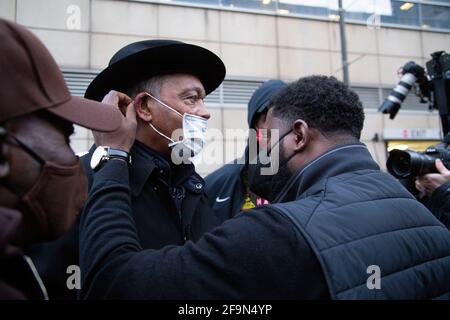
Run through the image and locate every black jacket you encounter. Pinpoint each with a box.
[427,181,450,228]
[27,141,219,299]
[204,157,246,222]
[205,80,286,222]
[93,141,220,248]
[79,143,450,299]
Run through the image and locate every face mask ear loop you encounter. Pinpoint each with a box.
[145,92,183,146]
[145,93,183,118]
[148,122,175,144]
[268,128,293,157]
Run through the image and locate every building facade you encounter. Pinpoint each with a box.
[1,0,449,175]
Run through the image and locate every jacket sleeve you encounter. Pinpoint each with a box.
[428,182,450,229]
[78,160,325,299]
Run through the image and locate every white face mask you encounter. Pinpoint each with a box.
[145,93,207,164]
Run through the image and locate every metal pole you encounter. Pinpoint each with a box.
[338,0,350,85]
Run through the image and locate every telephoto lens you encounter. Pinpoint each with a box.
[379,72,417,119]
[386,149,440,179]
[379,61,427,119]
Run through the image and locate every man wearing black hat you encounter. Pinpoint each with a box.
[205,80,286,222]
[0,19,123,299]
[28,40,226,299]
[83,39,225,248]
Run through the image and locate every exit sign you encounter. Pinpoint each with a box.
[383,128,441,140]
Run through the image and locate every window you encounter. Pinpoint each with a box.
[165,0,221,6]
[422,3,450,29]
[221,0,276,11]
[380,0,420,26]
[277,0,333,16]
[148,0,450,31]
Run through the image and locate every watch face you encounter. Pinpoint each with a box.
[90,146,107,170]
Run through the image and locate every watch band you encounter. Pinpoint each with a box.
[91,146,131,172]
[107,148,130,160]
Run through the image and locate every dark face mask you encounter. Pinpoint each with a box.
[1,134,87,245]
[247,129,296,202]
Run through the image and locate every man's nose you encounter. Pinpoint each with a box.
[195,99,211,120]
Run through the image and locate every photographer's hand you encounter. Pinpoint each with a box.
[415,159,450,196]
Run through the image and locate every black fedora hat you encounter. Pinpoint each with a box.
[85,39,226,101]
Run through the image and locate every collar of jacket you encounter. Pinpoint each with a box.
[130,140,203,196]
[273,143,380,203]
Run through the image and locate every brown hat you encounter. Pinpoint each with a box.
[0,19,121,132]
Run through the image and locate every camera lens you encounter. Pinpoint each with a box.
[396,154,411,176]
[379,73,417,119]
[387,149,438,179]
[387,150,412,178]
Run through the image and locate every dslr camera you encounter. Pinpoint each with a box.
[380,51,450,179]
[386,143,450,179]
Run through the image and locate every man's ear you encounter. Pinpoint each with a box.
[292,119,309,152]
[134,92,153,122]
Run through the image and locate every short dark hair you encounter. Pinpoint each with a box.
[271,75,365,139]
[125,74,169,99]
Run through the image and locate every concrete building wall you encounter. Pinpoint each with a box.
[3,0,450,175]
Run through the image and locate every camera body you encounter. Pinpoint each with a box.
[426,51,450,80]
[386,143,450,179]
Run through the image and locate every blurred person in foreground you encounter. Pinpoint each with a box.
[0,19,122,299]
